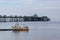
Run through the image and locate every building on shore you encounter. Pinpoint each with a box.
[0,14,50,22]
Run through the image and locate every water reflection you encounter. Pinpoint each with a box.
[12,31,29,40]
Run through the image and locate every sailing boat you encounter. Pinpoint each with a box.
[12,19,29,31]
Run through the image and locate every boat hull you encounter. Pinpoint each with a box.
[13,28,29,31]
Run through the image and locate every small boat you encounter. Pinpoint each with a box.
[12,23,29,31]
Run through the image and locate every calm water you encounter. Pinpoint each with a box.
[0,21,60,40]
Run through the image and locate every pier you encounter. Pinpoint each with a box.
[0,14,50,22]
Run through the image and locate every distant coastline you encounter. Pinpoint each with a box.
[0,14,50,22]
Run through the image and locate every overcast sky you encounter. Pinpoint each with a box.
[0,0,60,21]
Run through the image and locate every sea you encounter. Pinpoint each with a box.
[0,21,60,40]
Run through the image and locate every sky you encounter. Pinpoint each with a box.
[0,0,60,21]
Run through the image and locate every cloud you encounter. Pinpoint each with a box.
[0,0,32,7]
[32,0,60,7]
[0,0,60,19]
[33,0,60,2]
